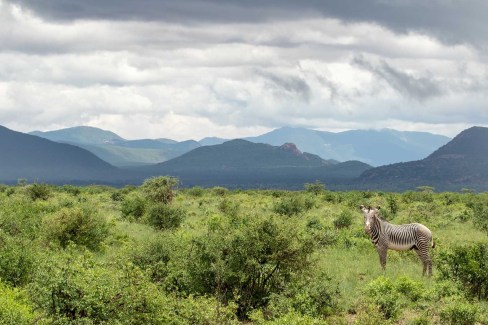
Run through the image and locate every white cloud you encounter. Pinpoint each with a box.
[0,0,487,140]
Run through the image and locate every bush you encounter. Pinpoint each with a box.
[304,181,325,195]
[437,243,488,299]
[121,193,146,220]
[0,233,35,287]
[146,203,185,230]
[218,198,240,218]
[364,276,426,320]
[44,206,110,251]
[273,196,304,217]
[141,176,179,204]
[29,250,237,324]
[187,186,205,197]
[184,214,316,319]
[333,210,353,229]
[212,186,229,196]
[0,280,44,324]
[440,297,479,325]
[26,183,51,201]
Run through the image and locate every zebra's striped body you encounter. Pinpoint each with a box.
[360,205,435,276]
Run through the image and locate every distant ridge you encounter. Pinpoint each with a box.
[246,127,451,166]
[0,125,125,184]
[31,126,200,167]
[141,139,371,189]
[358,126,488,191]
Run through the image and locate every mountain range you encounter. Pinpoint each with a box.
[358,126,488,191]
[140,140,371,188]
[3,124,488,191]
[0,126,128,184]
[31,126,450,167]
[30,126,200,167]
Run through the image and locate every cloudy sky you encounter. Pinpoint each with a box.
[1,0,487,140]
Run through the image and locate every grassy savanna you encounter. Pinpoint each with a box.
[0,180,487,324]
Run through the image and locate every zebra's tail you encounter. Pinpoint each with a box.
[431,238,436,249]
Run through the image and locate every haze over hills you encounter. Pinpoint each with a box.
[31,125,450,167]
[244,127,451,166]
[30,126,200,167]
[0,125,131,184]
[140,139,371,189]
[358,126,488,191]
[4,124,488,191]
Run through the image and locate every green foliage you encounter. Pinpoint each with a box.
[265,271,340,318]
[26,183,51,201]
[467,199,488,235]
[218,198,240,218]
[1,184,488,323]
[187,186,205,197]
[364,276,426,320]
[141,176,179,204]
[0,280,45,324]
[121,192,146,220]
[146,203,185,230]
[184,214,316,318]
[273,196,305,216]
[386,194,399,216]
[212,186,229,196]
[439,297,480,325]
[333,210,353,229]
[29,249,237,324]
[437,243,488,299]
[304,180,326,195]
[0,233,35,287]
[44,206,110,251]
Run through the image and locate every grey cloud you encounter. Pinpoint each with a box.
[8,0,488,49]
[352,55,444,101]
[258,71,311,103]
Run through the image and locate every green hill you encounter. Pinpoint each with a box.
[358,126,488,191]
[0,125,126,184]
[141,140,371,189]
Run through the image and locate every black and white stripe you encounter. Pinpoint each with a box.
[360,205,435,276]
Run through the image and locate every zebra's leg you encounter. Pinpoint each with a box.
[376,245,388,270]
[414,247,432,277]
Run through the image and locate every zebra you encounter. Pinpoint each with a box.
[360,205,435,276]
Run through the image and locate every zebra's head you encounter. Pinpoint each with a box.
[360,205,380,234]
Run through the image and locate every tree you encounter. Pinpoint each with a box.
[141,176,179,204]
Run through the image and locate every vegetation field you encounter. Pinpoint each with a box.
[0,179,487,324]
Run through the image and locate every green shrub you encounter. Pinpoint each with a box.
[110,190,124,202]
[141,176,179,204]
[187,186,205,197]
[213,186,229,196]
[304,181,325,195]
[29,250,237,324]
[266,271,339,318]
[44,206,110,251]
[59,185,81,196]
[0,280,44,324]
[440,297,479,325]
[437,243,488,299]
[218,198,240,218]
[26,183,51,201]
[130,234,174,283]
[146,203,185,230]
[364,276,426,320]
[333,210,353,229]
[273,196,304,216]
[0,233,35,287]
[184,214,316,318]
[365,276,401,319]
[121,193,146,220]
